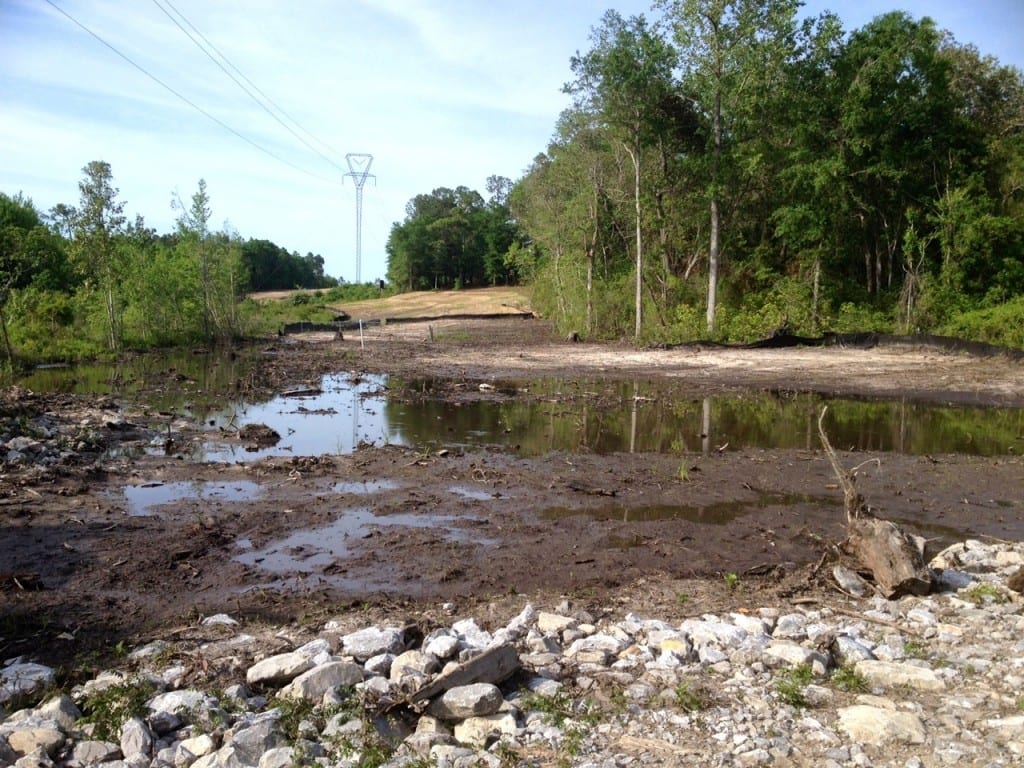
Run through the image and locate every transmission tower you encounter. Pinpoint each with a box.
[344,153,375,283]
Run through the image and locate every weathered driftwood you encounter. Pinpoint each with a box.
[408,643,520,707]
[818,408,935,599]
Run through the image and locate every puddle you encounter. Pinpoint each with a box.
[448,485,503,501]
[200,373,391,461]
[234,507,485,576]
[541,492,826,526]
[331,479,401,495]
[122,480,265,516]
[20,351,1024,459]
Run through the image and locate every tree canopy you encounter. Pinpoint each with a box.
[385,181,526,290]
[503,3,1024,344]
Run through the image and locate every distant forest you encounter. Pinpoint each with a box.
[0,168,341,361]
[4,2,1023,365]
[386,4,1024,347]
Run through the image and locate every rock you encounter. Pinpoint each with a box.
[35,695,81,733]
[451,619,493,649]
[4,538,1023,768]
[830,635,875,665]
[536,612,576,634]
[452,711,518,747]
[0,663,55,708]
[226,714,285,765]
[178,733,217,760]
[341,627,405,661]
[147,690,226,734]
[854,660,946,692]
[245,651,313,686]
[423,631,460,660]
[763,642,830,675]
[1007,566,1024,593]
[833,564,870,596]
[426,684,504,720]
[838,705,927,745]
[390,650,440,680]
[119,717,153,759]
[70,739,121,765]
[257,745,296,768]
[6,727,64,759]
[278,661,363,701]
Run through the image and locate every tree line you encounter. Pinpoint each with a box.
[385,176,526,290]
[387,3,1023,347]
[1,162,340,364]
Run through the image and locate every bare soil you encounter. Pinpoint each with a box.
[2,311,1023,678]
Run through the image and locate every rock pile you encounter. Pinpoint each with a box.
[2,539,1022,767]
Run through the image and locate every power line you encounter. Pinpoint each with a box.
[42,0,343,187]
[151,0,348,175]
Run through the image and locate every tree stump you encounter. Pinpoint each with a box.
[818,408,935,599]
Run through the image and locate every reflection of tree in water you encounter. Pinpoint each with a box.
[385,379,1019,457]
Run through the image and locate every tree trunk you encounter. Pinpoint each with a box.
[843,518,933,598]
[624,135,643,341]
[0,300,14,369]
[707,89,722,332]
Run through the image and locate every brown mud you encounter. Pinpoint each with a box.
[2,317,1022,676]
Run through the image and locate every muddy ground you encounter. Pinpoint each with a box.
[2,317,1023,677]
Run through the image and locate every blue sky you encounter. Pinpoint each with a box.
[2,1,1022,283]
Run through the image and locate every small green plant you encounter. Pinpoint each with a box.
[673,681,708,712]
[676,591,690,605]
[678,463,690,482]
[523,690,601,726]
[830,666,869,693]
[963,583,1009,605]
[1016,695,1024,711]
[902,638,929,660]
[607,686,629,713]
[723,572,740,591]
[80,677,157,741]
[775,664,814,708]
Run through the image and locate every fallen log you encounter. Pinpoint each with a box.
[407,643,520,708]
[818,408,935,599]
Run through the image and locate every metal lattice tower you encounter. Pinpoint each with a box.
[343,153,375,283]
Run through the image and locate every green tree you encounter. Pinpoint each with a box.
[174,179,216,338]
[659,0,802,331]
[0,193,67,365]
[69,161,127,350]
[566,10,677,339]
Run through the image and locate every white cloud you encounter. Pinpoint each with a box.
[2,0,1020,282]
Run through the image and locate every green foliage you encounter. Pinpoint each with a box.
[830,302,895,334]
[962,582,1009,605]
[503,4,1023,344]
[673,681,709,712]
[937,297,1024,350]
[902,638,930,660]
[240,294,341,335]
[79,677,156,742]
[241,238,336,292]
[386,184,526,291]
[723,572,740,590]
[830,666,869,693]
[775,664,814,708]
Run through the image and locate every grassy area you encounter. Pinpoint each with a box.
[250,286,532,322]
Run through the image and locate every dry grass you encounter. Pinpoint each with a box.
[249,286,532,321]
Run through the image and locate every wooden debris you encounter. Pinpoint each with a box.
[818,407,935,599]
[408,643,520,707]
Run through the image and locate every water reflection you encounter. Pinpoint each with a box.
[122,480,265,516]
[18,354,1024,459]
[385,381,1022,457]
